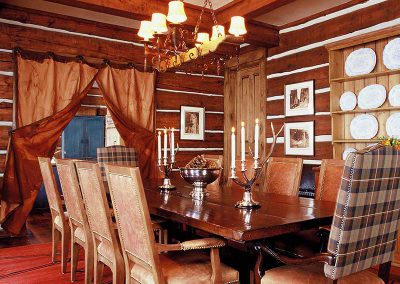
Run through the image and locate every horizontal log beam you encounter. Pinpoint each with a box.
[48,0,279,47]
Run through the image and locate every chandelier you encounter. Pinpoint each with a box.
[137,0,246,74]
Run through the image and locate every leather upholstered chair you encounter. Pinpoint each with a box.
[104,164,240,284]
[74,161,124,284]
[315,159,345,202]
[263,157,303,196]
[97,145,167,244]
[38,157,70,274]
[56,158,94,283]
[255,145,400,284]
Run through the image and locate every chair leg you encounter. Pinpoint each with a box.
[71,241,79,282]
[379,261,392,284]
[163,229,168,244]
[61,229,69,274]
[52,225,60,263]
[94,261,104,284]
[113,261,125,284]
[84,245,94,284]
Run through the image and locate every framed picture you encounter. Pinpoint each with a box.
[180,106,205,140]
[284,121,314,156]
[284,80,314,117]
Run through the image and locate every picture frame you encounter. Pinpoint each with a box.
[284,121,314,156]
[180,106,205,141]
[284,80,314,117]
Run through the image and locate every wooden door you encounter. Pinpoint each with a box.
[223,48,266,182]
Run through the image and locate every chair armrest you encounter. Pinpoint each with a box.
[157,238,226,253]
[254,243,335,284]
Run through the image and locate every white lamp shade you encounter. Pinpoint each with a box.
[196,32,209,47]
[151,13,168,34]
[211,25,225,40]
[138,20,154,41]
[167,1,187,24]
[229,16,247,36]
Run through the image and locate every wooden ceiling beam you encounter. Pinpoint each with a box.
[48,0,279,47]
[217,0,296,23]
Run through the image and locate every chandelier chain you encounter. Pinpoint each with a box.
[193,0,219,38]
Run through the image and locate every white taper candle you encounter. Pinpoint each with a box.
[254,118,259,159]
[157,131,162,165]
[241,121,245,161]
[163,128,168,163]
[231,127,236,169]
[170,128,175,162]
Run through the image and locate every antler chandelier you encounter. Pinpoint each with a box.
[137,0,246,74]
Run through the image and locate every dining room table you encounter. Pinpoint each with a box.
[143,177,336,283]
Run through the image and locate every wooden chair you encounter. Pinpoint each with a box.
[97,145,168,244]
[255,145,400,284]
[38,157,70,274]
[104,164,240,284]
[263,157,303,196]
[56,158,94,283]
[74,161,124,284]
[315,159,345,202]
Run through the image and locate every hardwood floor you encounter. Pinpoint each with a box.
[0,210,52,248]
[2,211,400,283]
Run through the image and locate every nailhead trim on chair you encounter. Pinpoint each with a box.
[180,243,226,251]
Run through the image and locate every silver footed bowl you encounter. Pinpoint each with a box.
[179,168,221,200]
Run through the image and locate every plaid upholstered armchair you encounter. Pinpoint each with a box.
[255,145,400,284]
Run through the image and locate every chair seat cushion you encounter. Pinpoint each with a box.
[74,227,86,243]
[261,262,383,284]
[54,212,68,229]
[131,250,239,284]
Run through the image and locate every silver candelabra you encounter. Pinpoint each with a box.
[158,146,179,191]
[230,123,284,209]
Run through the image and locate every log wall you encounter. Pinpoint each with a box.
[0,5,224,188]
[265,0,400,164]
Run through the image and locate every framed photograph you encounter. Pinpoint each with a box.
[180,106,205,140]
[284,80,314,117]
[284,121,314,156]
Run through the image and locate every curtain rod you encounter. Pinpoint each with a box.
[13,47,154,72]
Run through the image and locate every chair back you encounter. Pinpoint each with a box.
[97,145,138,182]
[38,157,65,224]
[264,157,303,196]
[74,161,119,253]
[325,145,400,280]
[55,159,90,238]
[315,159,345,202]
[105,164,163,282]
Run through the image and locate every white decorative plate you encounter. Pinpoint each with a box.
[358,84,386,109]
[339,91,357,111]
[389,84,400,107]
[386,113,400,138]
[383,38,400,70]
[350,114,379,139]
[345,48,376,76]
[342,147,357,160]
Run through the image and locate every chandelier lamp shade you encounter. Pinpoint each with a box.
[137,0,246,73]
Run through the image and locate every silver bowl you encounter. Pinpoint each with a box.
[179,168,221,200]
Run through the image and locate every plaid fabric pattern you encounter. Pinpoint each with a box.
[97,145,139,182]
[324,145,400,280]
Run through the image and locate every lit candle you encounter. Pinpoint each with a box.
[241,121,245,161]
[231,127,236,169]
[157,131,162,165]
[163,128,168,164]
[254,118,259,159]
[170,128,175,163]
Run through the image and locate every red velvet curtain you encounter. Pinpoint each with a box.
[0,55,97,234]
[96,65,157,179]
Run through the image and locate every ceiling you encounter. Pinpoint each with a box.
[254,0,351,26]
[185,0,234,9]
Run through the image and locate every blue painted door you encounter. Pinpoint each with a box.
[62,116,105,159]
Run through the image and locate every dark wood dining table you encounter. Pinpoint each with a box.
[143,178,336,283]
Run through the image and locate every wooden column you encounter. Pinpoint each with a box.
[223,48,266,182]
